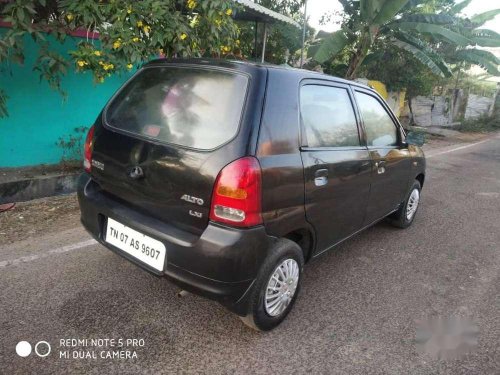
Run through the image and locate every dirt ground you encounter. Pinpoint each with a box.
[0,194,80,244]
[421,131,491,151]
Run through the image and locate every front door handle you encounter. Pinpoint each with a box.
[375,160,386,174]
[314,168,329,186]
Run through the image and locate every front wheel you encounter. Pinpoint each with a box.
[239,238,304,331]
[388,180,421,229]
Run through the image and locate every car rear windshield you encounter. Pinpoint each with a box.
[105,66,249,150]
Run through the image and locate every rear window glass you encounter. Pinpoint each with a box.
[105,66,248,150]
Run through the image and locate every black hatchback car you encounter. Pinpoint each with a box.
[78,58,426,331]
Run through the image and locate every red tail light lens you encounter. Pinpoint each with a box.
[83,125,95,173]
[210,157,262,227]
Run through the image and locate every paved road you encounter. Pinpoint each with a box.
[1,136,499,374]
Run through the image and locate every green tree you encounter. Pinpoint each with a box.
[237,0,311,65]
[360,45,438,97]
[310,0,500,80]
[0,0,240,117]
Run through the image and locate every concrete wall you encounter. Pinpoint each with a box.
[464,94,494,120]
[0,28,133,167]
[410,92,494,127]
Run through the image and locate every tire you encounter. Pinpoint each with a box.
[388,180,421,229]
[239,238,304,331]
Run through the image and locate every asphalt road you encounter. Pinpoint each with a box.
[1,136,499,374]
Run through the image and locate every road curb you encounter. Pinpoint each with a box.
[0,173,80,204]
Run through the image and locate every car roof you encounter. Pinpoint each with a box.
[143,58,374,91]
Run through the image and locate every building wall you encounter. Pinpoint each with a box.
[0,28,133,167]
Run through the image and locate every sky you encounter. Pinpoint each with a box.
[307,0,500,33]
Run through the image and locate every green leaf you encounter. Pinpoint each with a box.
[471,9,500,26]
[310,29,351,63]
[460,48,500,65]
[360,51,384,66]
[450,0,473,15]
[393,31,453,76]
[472,29,500,38]
[392,22,472,45]
[360,0,384,23]
[398,13,456,25]
[472,29,500,47]
[17,7,25,23]
[390,38,451,77]
[400,0,426,12]
[455,49,500,75]
[372,0,410,25]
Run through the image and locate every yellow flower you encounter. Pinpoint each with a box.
[190,15,199,28]
[66,13,74,22]
[143,25,151,34]
[136,20,143,27]
[187,0,197,10]
[214,18,222,27]
[225,9,232,16]
[180,33,187,40]
[132,37,140,42]
[127,63,133,69]
[98,60,104,65]
[77,60,86,67]
[235,39,240,45]
[223,46,231,52]
[94,50,101,56]
[127,7,132,14]
[113,40,121,49]
[103,63,114,71]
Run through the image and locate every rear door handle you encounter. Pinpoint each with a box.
[314,168,328,186]
[375,160,386,174]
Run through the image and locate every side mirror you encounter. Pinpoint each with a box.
[405,131,425,147]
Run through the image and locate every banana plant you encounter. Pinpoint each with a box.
[310,0,500,79]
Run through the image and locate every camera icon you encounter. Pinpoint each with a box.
[16,341,51,358]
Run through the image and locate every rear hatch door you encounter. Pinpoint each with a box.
[90,64,252,235]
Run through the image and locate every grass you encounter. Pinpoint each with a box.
[455,114,500,133]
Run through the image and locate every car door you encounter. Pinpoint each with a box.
[353,89,412,225]
[300,82,372,255]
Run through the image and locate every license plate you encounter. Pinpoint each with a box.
[105,218,166,272]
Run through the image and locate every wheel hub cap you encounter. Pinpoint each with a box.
[264,258,299,317]
[406,188,420,220]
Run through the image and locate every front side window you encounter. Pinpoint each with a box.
[105,66,248,150]
[300,85,360,148]
[354,91,398,147]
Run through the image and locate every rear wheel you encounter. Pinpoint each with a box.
[388,180,421,229]
[240,238,304,331]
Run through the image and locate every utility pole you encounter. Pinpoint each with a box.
[300,0,308,68]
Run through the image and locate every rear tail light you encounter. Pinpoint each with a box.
[209,157,262,227]
[83,125,95,173]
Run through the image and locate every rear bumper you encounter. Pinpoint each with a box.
[77,173,274,314]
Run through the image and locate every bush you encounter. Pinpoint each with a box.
[456,114,500,132]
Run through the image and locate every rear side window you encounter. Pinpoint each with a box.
[105,66,248,150]
[354,91,398,147]
[300,85,360,148]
